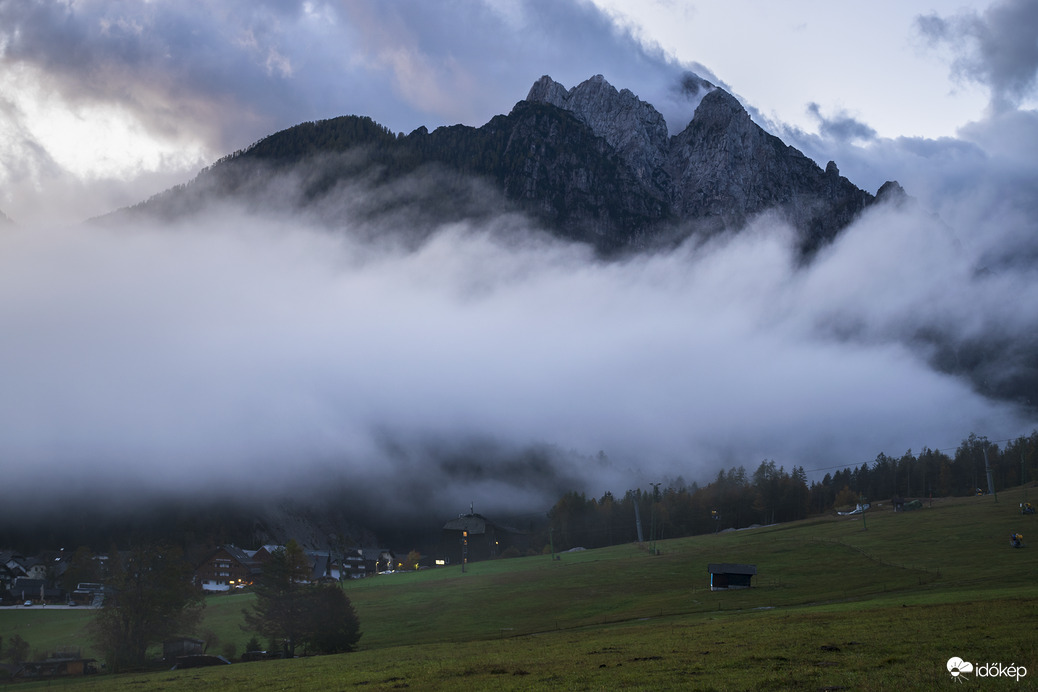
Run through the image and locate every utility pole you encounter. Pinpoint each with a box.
[650,482,661,555]
[649,504,655,555]
[984,446,997,503]
[1023,447,1028,502]
[634,501,645,543]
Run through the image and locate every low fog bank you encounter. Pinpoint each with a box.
[1,180,1035,532]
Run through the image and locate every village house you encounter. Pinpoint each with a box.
[194,543,401,587]
[0,550,83,604]
[1,551,27,578]
[341,548,370,578]
[69,582,106,606]
[20,556,49,581]
[340,548,393,577]
[249,544,281,564]
[305,549,356,582]
[440,510,528,565]
[7,576,64,604]
[303,547,395,579]
[194,545,261,592]
[0,561,17,592]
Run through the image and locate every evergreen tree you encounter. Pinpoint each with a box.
[243,540,361,656]
[242,541,311,657]
[303,584,362,654]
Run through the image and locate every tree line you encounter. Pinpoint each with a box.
[84,541,360,672]
[810,432,1038,511]
[544,431,1038,552]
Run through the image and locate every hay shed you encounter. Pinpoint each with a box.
[707,563,757,590]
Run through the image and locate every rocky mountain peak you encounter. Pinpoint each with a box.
[874,180,914,211]
[875,180,908,204]
[526,75,569,105]
[663,81,874,250]
[124,73,886,259]
[689,87,749,128]
[526,74,670,190]
[524,74,877,253]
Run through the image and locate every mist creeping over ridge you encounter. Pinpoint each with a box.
[1,145,1034,530]
[1,0,1037,539]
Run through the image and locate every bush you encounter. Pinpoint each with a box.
[244,636,263,655]
[834,485,860,510]
[2,635,29,663]
[304,584,362,654]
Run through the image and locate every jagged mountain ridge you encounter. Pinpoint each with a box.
[120,74,898,256]
[527,75,885,254]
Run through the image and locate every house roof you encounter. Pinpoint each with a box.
[196,545,261,572]
[442,510,527,536]
[443,514,489,534]
[7,577,62,598]
[221,545,254,565]
[706,563,757,575]
[310,554,329,579]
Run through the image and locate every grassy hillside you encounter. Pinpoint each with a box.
[3,487,1035,689]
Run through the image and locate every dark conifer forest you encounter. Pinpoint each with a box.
[543,431,1038,552]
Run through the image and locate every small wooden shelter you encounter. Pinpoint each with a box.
[163,637,204,662]
[707,563,757,590]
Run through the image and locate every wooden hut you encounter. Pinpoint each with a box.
[707,563,757,590]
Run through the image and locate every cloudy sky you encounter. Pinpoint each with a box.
[2,0,1035,225]
[1,0,1036,523]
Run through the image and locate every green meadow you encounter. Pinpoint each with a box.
[3,487,1036,690]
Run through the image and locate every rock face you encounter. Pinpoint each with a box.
[122,74,896,257]
[526,75,876,255]
[526,75,671,197]
[875,180,909,206]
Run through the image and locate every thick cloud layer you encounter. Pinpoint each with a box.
[917,0,1038,113]
[0,0,710,225]
[1,170,1033,524]
[1,0,1036,531]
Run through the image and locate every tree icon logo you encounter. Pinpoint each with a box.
[947,657,974,680]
